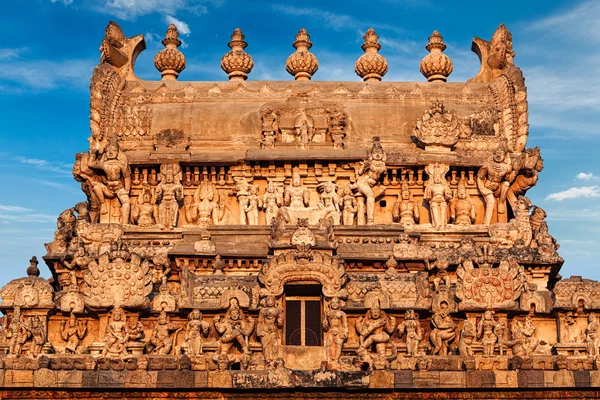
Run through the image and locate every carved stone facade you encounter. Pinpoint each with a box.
[2,21,599,396]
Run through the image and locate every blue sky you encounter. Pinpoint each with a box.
[0,0,599,286]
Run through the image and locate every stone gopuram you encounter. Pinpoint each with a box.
[1,21,599,399]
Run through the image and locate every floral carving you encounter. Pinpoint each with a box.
[414,101,460,151]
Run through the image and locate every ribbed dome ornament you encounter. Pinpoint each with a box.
[419,30,453,82]
[154,24,186,80]
[355,28,388,82]
[285,28,318,81]
[221,28,254,81]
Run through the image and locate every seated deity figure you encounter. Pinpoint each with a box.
[213,298,255,366]
[507,316,539,357]
[24,316,47,356]
[155,163,184,230]
[392,181,420,226]
[339,185,358,226]
[477,145,513,224]
[424,163,452,230]
[450,179,476,226]
[397,310,422,358]
[102,307,129,357]
[87,137,131,224]
[355,300,396,369]
[430,301,455,356]
[280,167,319,225]
[477,310,499,356]
[150,311,178,355]
[126,317,145,343]
[256,295,284,368]
[322,297,348,369]
[586,313,600,357]
[317,181,341,225]
[63,242,91,270]
[60,312,87,354]
[350,137,387,225]
[131,187,156,227]
[262,181,282,226]
[194,180,225,226]
[183,309,210,356]
[244,185,262,225]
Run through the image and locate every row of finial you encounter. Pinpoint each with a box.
[154,25,453,82]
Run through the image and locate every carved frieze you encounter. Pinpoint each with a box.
[414,101,460,152]
[0,257,53,309]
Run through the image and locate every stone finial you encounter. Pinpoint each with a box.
[27,256,40,278]
[221,28,254,81]
[355,28,388,82]
[154,24,186,80]
[286,28,318,81]
[419,30,453,82]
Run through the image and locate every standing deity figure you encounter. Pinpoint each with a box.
[261,110,279,148]
[494,320,507,356]
[262,181,282,226]
[477,310,499,356]
[244,185,262,225]
[184,309,210,356]
[284,168,310,211]
[430,301,456,356]
[458,320,476,358]
[450,179,476,226]
[317,181,341,225]
[397,310,422,358]
[150,311,178,355]
[23,316,47,356]
[294,109,314,148]
[7,308,26,355]
[102,307,129,357]
[194,180,225,226]
[355,301,396,369]
[60,313,87,354]
[476,145,513,225]
[234,179,251,225]
[182,195,198,226]
[155,163,184,230]
[350,137,387,225]
[87,137,131,224]
[213,298,254,364]
[425,256,450,292]
[392,181,420,226]
[322,297,348,369]
[131,186,156,227]
[256,296,284,367]
[339,186,358,226]
[424,163,452,230]
[507,316,539,357]
[586,313,600,357]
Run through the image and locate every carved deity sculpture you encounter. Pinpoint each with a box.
[7,308,26,355]
[63,242,91,271]
[131,186,156,227]
[317,181,340,225]
[425,256,450,292]
[424,163,452,230]
[150,311,178,355]
[213,298,254,366]
[392,181,420,226]
[194,180,225,226]
[350,137,387,225]
[507,147,543,213]
[476,145,512,224]
[102,307,129,357]
[294,109,314,148]
[322,297,348,369]
[244,185,262,225]
[261,110,279,148]
[284,168,310,211]
[507,316,539,357]
[339,185,358,226]
[450,179,476,226]
[397,310,422,358]
[182,195,198,226]
[23,316,47,356]
[87,137,131,224]
[234,179,251,225]
[262,181,282,226]
[329,110,347,149]
[477,311,499,356]
[586,313,600,358]
[257,295,284,368]
[355,301,396,369]
[183,309,210,356]
[458,320,475,358]
[126,317,145,343]
[155,163,184,229]
[60,313,87,354]
[430,301,456,355]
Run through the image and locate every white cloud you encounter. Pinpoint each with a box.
[15,157,73,176]
[0,58,95,92]
[545,186,600,201]
[577,172,596,180]
[0,213,57,224]
[165,15,191,36]
[0,48,28,60]
[50,0,74,4]
[95,0,209,20]
[0,205,33,213]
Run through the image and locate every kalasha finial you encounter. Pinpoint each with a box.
[286,28,318,81]
[419,30,453,82]
[27,256,40,278]
[154,24,186,80]
[355,28,388,82]
[221,28,254,81]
